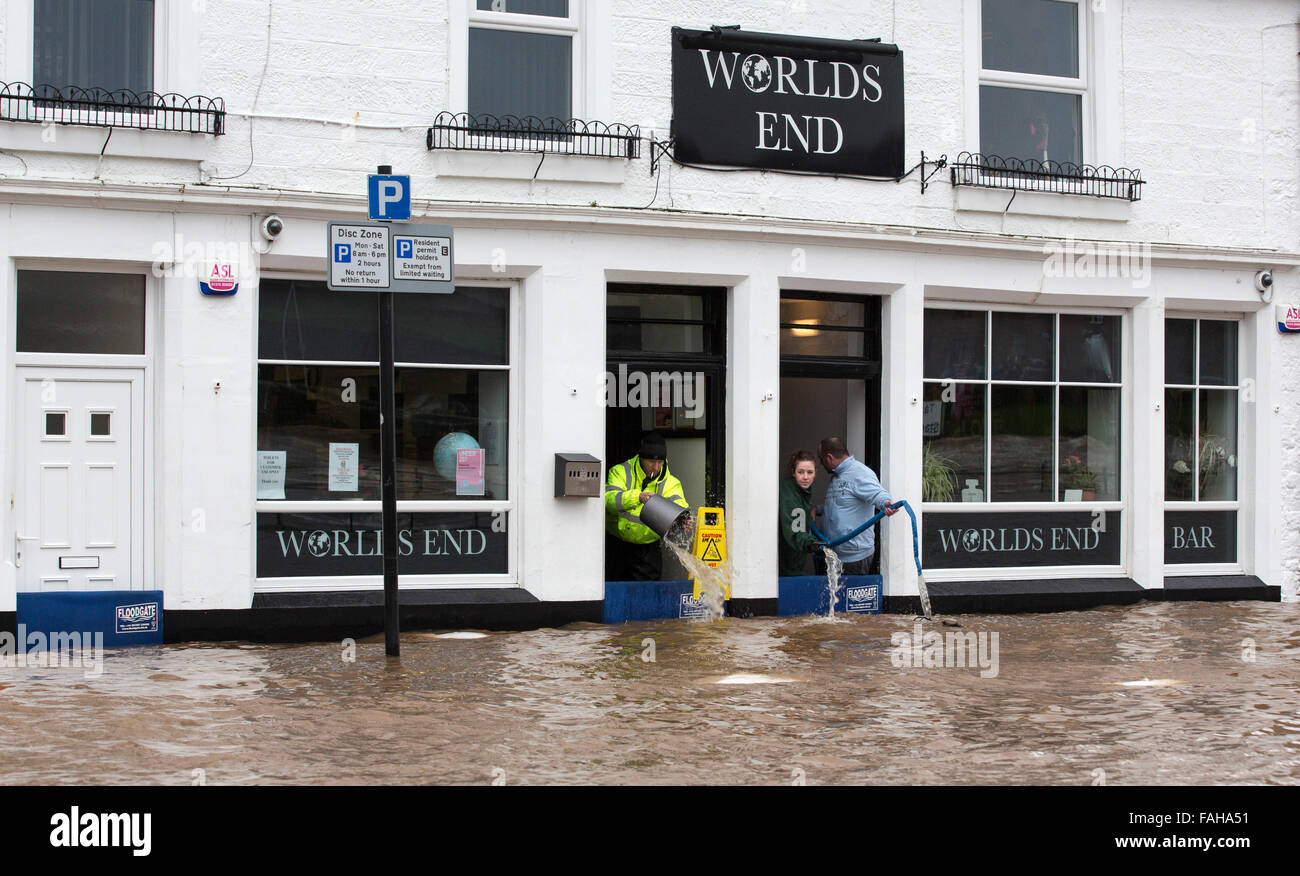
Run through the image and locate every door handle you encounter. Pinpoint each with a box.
[14,532,36,568]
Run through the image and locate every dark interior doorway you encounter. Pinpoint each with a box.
[778,293,883,574]
[606,283,726,580]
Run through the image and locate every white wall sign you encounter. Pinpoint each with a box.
[329,224,390,289]
[328,443,360,492]
[256,451,286,499]
[326,221,455,294]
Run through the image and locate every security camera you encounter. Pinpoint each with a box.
[1255,270,1273,301]
[260,215,284,241]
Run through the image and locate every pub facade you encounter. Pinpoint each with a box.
[0,0,1295,637]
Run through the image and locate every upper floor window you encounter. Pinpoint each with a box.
[978,0,1085,165]
[469,0,578,121]
[34,0,154,93]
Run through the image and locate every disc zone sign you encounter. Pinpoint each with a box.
[327,221,454,294]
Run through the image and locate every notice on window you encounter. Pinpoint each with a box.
[329,443,360,492]
[923,401,942,438]
[256,451,286,500]
[456,448,485,496]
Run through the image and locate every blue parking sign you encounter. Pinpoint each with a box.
[396,238,413,259]
[368,174,411,221]
[334,243,352,262]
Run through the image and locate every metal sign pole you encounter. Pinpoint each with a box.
[326,165,453,660]
[380,288,399,656]
[376,164,400,658]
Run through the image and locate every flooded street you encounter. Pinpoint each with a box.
[2,600,1298,785]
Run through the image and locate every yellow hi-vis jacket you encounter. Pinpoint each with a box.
[604,455,688,544]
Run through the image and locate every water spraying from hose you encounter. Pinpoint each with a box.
[813,499,933,621]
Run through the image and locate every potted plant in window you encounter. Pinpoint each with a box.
[1062,455,1099,501]
[922,444,958,503]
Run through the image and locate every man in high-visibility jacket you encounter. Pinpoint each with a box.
[604,432,690,581]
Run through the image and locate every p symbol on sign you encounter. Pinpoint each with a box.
[368,173,412,221]
[334,243,351,263]
[379,182,402,214]
[396,239,413,259]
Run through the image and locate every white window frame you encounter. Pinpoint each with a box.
[449,0,611,126]
[919,301,1130,583]
[963,0,1122,168]
[252,278,522,593]
[1161,314,1244,576]
[2,1,207,158]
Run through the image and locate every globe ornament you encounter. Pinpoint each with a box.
[741,55,773,93]
[434,432,481,480]
[308,530,331,557]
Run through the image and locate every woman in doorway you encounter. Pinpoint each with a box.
[779,450,823,576]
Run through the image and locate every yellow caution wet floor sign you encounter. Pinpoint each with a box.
[691,507,729,600]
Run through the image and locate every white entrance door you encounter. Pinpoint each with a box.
[15,369,143,592]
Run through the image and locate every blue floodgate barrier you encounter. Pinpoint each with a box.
[16,590,164,649]
[603,580,725,623]
[778,574,884,615]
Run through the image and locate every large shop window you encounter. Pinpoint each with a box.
[1163,318,1240,566]
[34,0,154,94]
[978,0,1086,165]
[468,0,577,121]
[922,308,1121,504]
[258,281,509,502]
[255,281,511,582]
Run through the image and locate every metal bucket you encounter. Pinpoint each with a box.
[640,495,690,539]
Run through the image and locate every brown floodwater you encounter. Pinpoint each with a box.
[2,600,1298,785]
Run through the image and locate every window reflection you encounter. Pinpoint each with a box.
[923,383,986,500]
[991,312,1054,381]
[924,309,986,379]
[990,385,1054,501]
[1058,387,1119,500]
[257,365,507,502]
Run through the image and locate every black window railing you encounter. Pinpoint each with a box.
[0,82,225,135]
[950,152,1144,201]
[427,112,640,159]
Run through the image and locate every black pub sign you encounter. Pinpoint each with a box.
[671,27,905,176]
[923,511,1122,570]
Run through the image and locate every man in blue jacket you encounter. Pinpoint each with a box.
[816,436,898,574]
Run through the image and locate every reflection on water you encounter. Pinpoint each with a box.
[1,601,1298,785]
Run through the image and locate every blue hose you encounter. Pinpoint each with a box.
[812,499,923,577]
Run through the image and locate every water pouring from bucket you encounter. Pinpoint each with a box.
[640,497,730,621]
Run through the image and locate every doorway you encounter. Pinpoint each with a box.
[12,269,150,592]
[779,293,883,574]
[606,283,726,580]
[15,368,144,591]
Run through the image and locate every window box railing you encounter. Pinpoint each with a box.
[950,152,1144,201]
[0,82,225,135]
[427,112,640,159]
